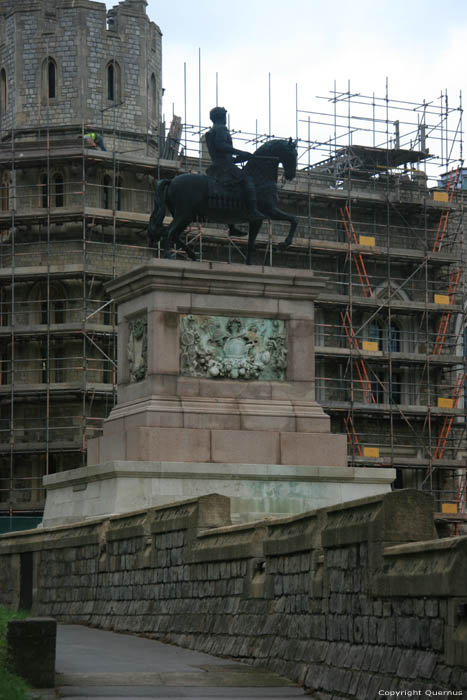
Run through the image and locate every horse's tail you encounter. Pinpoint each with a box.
[148,179,170,246]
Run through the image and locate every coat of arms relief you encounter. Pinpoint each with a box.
[180,314,287,381]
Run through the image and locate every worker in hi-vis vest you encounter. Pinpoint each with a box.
[84,131,106,151]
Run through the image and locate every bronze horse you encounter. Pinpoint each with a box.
[148,138,298,265]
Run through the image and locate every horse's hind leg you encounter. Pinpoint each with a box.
[164,216,194,260]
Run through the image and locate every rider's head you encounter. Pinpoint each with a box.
[209,106,227,125]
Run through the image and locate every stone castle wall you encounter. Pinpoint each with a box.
[0,489,466,697]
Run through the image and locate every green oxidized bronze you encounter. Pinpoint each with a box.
[127,314,148,383]
[180,314,287,380]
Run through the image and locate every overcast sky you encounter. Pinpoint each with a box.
[105,0,467,170]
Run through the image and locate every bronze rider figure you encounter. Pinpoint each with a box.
[205,106,263,220]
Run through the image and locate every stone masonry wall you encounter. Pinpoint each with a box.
[0,490,466,698]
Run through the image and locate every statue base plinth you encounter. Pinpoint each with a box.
[42,460,396,527]
[42,261,395,527]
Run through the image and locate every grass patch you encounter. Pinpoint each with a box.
[0,605,32,700]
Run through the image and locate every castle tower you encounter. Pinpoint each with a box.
[0,0,162,153]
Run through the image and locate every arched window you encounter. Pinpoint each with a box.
[150,73,157,121]
[40,173,48,208]
[107,63,114,100]
[106,60,121,102]
[102,174,111,209]
[48,59,56,99]
[0,69,7,115]
[42,57,57,101]
[53,173,64,207]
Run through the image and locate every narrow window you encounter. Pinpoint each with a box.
[107,62,114,101]
[106,60,121,103]
[102,174,111,209]
[115,176,122,211]
[40,340,48,383]
[40,173,48,208]
[40,299,48,325]
[54,173,64,207]
[150,73,157,121]
[0,69,7,115]
[388,323,400,353]
[52,339,65,382]
[371,371,385,404]
[48,59,56,99]
[53,298,64,324]
[1,172,8,211]
[389,371,402,405]
[0,342,9,385]
[369,321,383,351]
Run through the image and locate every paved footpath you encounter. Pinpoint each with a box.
[44,624,306,700]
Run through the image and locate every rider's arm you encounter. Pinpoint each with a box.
[214,129,250,160]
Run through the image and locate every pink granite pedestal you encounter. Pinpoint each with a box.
[88,260,346,467]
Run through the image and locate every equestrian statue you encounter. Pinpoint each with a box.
[148,106,298,265]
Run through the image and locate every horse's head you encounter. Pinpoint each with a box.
[281,137,298,181]
[249,138,298,185]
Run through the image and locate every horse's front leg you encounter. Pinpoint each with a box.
[246,219,263,265]
[264,206,298,250]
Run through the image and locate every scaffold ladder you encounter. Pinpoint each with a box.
[340,206,373,298]
[344,414,362,457]
[432,266,461,356]
[340,310,376,404]
[432,166,460,253]
[433,372,466,460]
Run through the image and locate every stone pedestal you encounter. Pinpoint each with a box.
[43,260,395,525]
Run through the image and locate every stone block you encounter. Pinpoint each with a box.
[7,618,56,688]
[127,426,211,462]
[99,432,126,462]
[239,413,296,432]
[183,410,241,430]
[124,409,183,430]
[271,381,315,401]
[211,429,280,464]
[280,431,347,467]
[295,415,331,433]
[198,379,272,400]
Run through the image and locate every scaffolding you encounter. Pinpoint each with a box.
[0,73,465,534]
[158,81,467,527]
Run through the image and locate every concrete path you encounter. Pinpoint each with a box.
[53,624,306,700]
